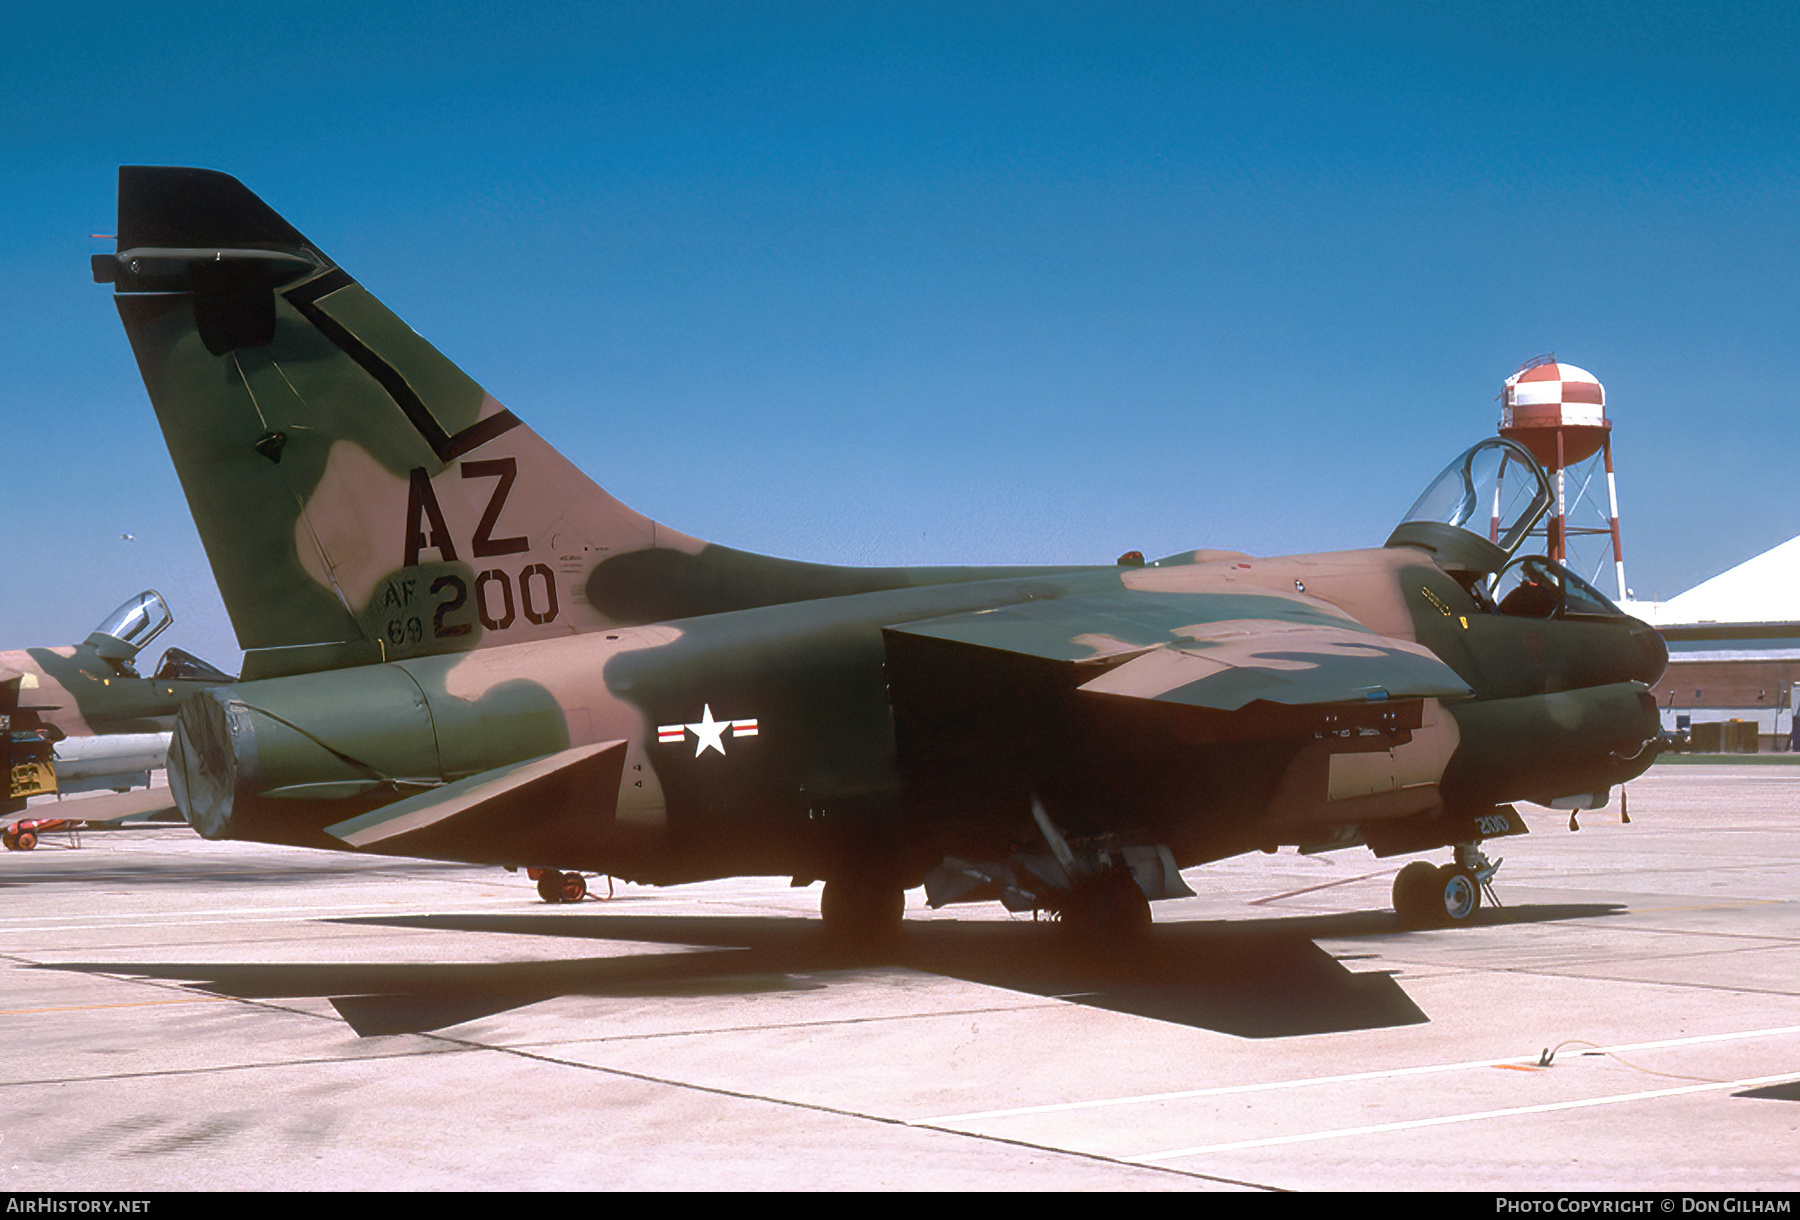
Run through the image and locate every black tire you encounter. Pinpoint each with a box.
[1393,860,1444,928]
[15,830,36,852]
[536,871,563,903]
[1060,868,1153,942]
[820,876,906,946]
[557,872,588,903]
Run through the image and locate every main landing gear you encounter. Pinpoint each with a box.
[1051,865,1153,941]
[820,874,907,945]
[918,799,1191,941]
[1392,843,1500,929]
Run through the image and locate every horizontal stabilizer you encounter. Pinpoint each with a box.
[326,741,626,850]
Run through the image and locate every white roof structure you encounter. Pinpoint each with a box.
[1623,535,1800,626]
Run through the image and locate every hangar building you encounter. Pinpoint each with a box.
[1623,536,1800,751]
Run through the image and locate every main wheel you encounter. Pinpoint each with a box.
[1060,868,1153,942]
[535,871,563,903]
[557,872,588,903]
[820,876,906,946]
[14,829,36,852]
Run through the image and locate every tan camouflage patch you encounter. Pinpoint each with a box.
[293,439,407,613]
[1125,548,1422,641]
[1327,698,1460,799]
[0,648,93,737]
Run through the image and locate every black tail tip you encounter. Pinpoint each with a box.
[117,166,313,252]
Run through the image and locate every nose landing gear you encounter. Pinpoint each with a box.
[1392,843,1500,929]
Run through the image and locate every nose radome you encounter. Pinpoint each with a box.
[1629,622,1669,685]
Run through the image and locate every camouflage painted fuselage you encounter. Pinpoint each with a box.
[167,544,1665,886]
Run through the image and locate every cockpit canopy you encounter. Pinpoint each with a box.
[151,646,236,683]
[1386,438,1553,578]
[85,590,174,663]
[1491,554,1627,620]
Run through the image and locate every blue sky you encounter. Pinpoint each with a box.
[5,1,1797,666]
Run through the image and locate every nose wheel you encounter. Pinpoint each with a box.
[1393,845,1498,929]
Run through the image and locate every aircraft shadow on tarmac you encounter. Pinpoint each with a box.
[36,901,1620,1040]
[0,855,476,891]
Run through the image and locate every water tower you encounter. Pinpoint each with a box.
[1498,355,1627,599]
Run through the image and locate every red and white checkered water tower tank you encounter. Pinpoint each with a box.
[1496,356,1626,598]
[1499,358,1609,466]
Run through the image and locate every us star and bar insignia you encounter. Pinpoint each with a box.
[657,705,759,756]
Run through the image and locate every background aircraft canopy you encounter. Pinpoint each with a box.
[85,590,174,663]
[1386,438,1552,578]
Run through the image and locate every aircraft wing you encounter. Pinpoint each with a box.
[1075,624,1469,709]
[888,588,1470,711]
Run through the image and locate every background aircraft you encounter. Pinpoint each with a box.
[93,167,1666,936]
[2,589,233,836]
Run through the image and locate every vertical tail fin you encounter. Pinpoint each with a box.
[102,167,706,678]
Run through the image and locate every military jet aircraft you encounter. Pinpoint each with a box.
[2,589,234,832]
[91,167,1667,937]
